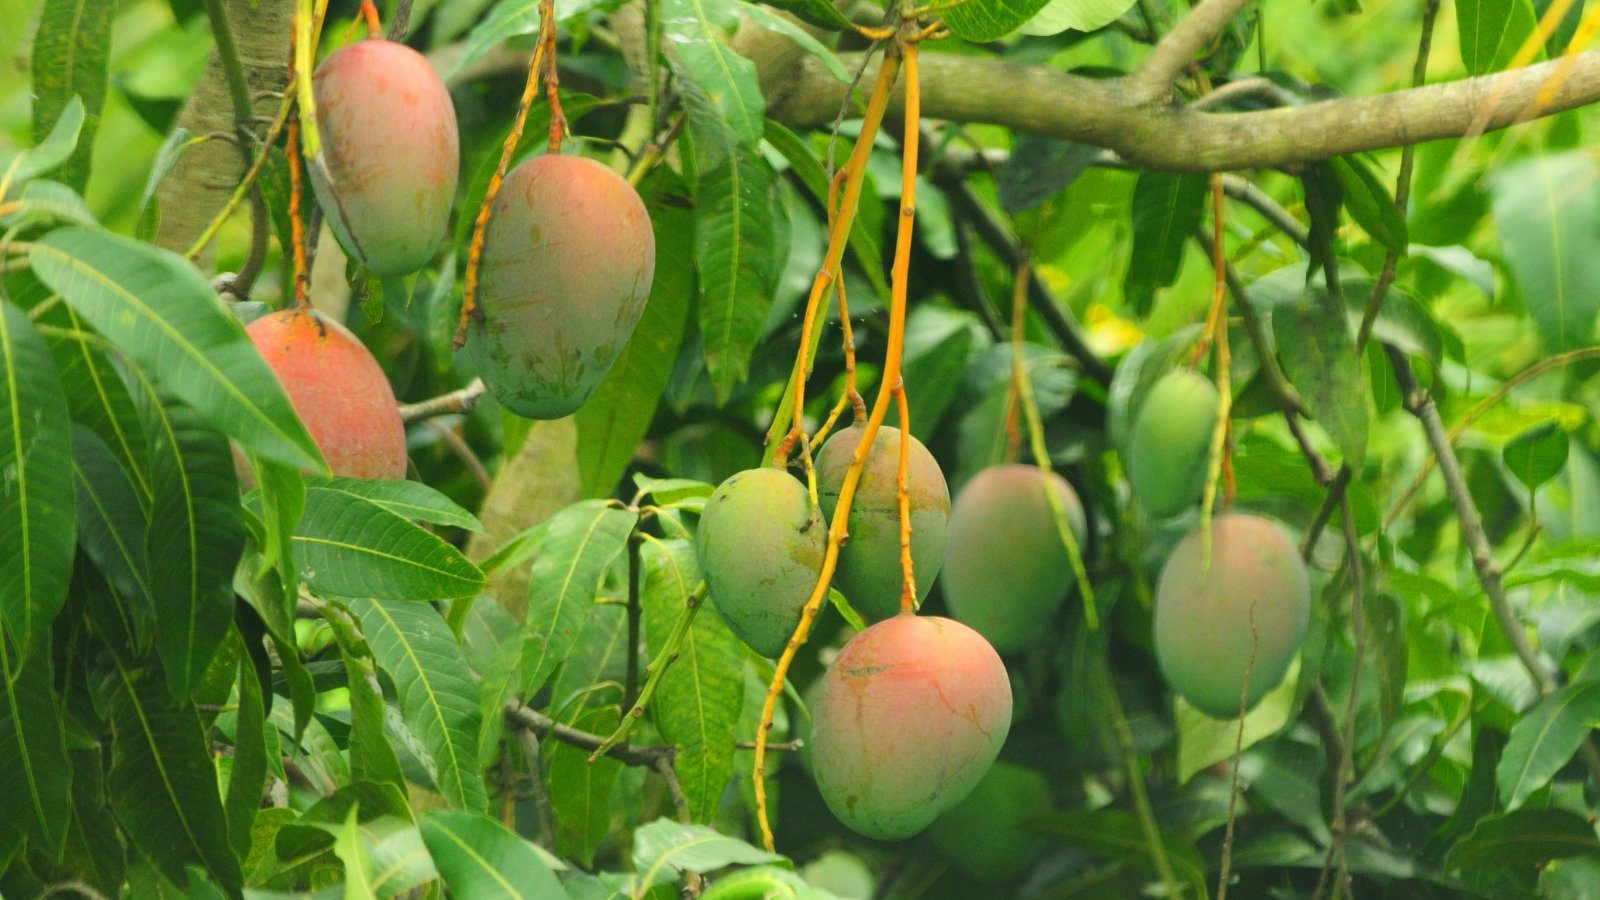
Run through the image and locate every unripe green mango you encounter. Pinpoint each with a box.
[696,468,826,657]
[465,154,656,419]
[1153,513,1310,718]
[924,762,1052,882]
[309,39,458,277]
[942,464,1086,655]
[811,614,1011,840]
[816,425,950,621]
[1126,370,1220,519]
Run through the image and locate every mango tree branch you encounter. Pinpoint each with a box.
[1125,0,1257,106]
[764,48,1600,172]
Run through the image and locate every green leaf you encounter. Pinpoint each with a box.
[1505,422,1570,493]
[70,425,154,620]
[0,639,72,858]
[135,383,245,700]
[274,782,412,866]
[325,626,408,798]
[62,745,125,895]
[3,179,96,228]
[631,818,787,888]
[733,2,849,83]
[1446,808,1600,895]
[1458,0,1540,75]
[332,808,378,900]
[451,0,619,78]
[303,475,483,535]
[546,705,623,866]
[97,660,242,892]
[520,501,639,696]
[1032,809,1211,899]
[998,135,1099,215]
[752,0,853,29]
[1123,172,1205,316]
[0,300,77,650]
[419,810,564,898]
[695,151,783,402]
[942,0,1054,41]
[345,597,489,812]
[0,96,83,187]
[360,818,438,897]
[1492,151,1600,352]
[663,0,765,152]
[1275,285,1368,467]
[136,127,193,241]
[640,539,743,824]
[1177,659,1299,783]
[30,0,114,190]
[1330,156,1407,252]
[1497,678,1600,809]
[250,458,306,631]
[294,484,486,602]
[576,172,694,499]
[763,120,889,300]
[225,636,269,860]
[1018,0,1136,35]
[29,229,325,471]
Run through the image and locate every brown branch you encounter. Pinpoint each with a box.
[398,377,487,423]
[504,701,677,767]
[1126,0,1258,106]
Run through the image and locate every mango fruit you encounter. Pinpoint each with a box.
[309,39,458,277]
[924,762,1052,882]
[696,468,827,657]
[247,309,406,480]
[1153,513,1310,718]
[816,425,949,621]
[1126,369,1220,519]
[465,154,655,419]
[810,614,1011,840]
[942,464,1087,654]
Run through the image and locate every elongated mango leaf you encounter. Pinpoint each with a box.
[71,425,154,622]
[631,818,786,888]
[345,597,489,812]
[295,485,485,602]
[577,172,694,498]
[0,96,83,188]
[639,539,742,824]
[1446,808,1600,895]
[225,635,269,859]
[1033,809,1211,898]
[303,475,482,534]
[62,744,124,895]
[762,120,889,299]
[420,810,563,898]
[755,0,852,29]
[546,705,623,866]
[520,502,638,698]
[663,0,764,151]
[39,300,152,504]
[29,228,325,471]
[250,457,306,631]
[1492,151,1600,352]
[4,179,96,228]
[96,660,242,892]
[1019,0,1135,35]
[328,626,408,798]
[333,808,378,900]
[695,151,783,402]
[1124,172,1206,315]
[1275,285,1369,467]
[31,0,114,191]
[1458,0,1540,75]
[0,639,72,858]
[133,378,245,700]
[0,300,76,651]
[1497,678,1600,809]
[1504,422,1570,494]
[942,0,1054,41]
[1330,156,1408,252]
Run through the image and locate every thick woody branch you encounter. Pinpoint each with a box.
[764,49,1600,172]
[1126,0,1257,106]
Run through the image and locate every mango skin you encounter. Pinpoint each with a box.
[466,154,656,419]
[811,614,1011,841]
[942,465,1086,655]
[816,425,950,621]
[310,39,459,277]
[1126,370,1220,519]
[1153,513,1310,719]
[247,309,406,480]
[696,468,826,657]
[924,762,1051,882]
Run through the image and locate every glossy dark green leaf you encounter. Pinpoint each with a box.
[250,458,306,631]
[521,501,639,696]
[345,597,489,812]
[663,0,764,151]
[323,614,408,797]
[38,300,153,504]
[226,637,269,859]
[1033,809,1210,898]
[1504,422,1570,493]
[753,0,852,29]
[1330,156,1407,252]
[577,172,694,499]
[1458,0,1540,74]
[942,0,1054,41]
[31,0,114,190]
[61,746,124,896]
[29,228,325,471]
[631,818,786,888]
[273,781,412,866]
[0,300,77,650]
[1492,151,1600,352]
[1363,591,1408,761]
[1446,808,1600,895]
[295,484,485,602]
[1498,679,1600,809]
[71,425,153,619]
[302,475,482,534]
[96,660,242,892]
[695,150,784,403]
[1124,172,1205,316]
[1275,285,1368,467]
[0,639,72,857]
[546,705,623,866]
[419,810,563,898]
[998,135,1099,216]
[640,538,743,824]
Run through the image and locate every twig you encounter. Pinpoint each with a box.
[590,578,706,761]
[736,739,804,751]
[1313,498,1365,900]
[623,537,643,712]
[1125,0,1259,106]
[1191,76,1300,111]
[386,0,416,40]
[1220,175,1309,248]
[949,219,1006,340]
[505,701,677,768]
[398,377,487,422]
[424,419,491,493]
[514,727,558,850]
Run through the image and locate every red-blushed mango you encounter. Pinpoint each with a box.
[309,39,458,277]
[1126,369,1220,519]
[1153,513,1310,718]
[816,425,949,621]
[465,154,656,419]
[696,467,827,657]
[810,614,1011,840]
[924,762,1052,882]
[942,464,1086,655]
[247,309,406,480]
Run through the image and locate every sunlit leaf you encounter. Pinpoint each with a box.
[419,810,564,898]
